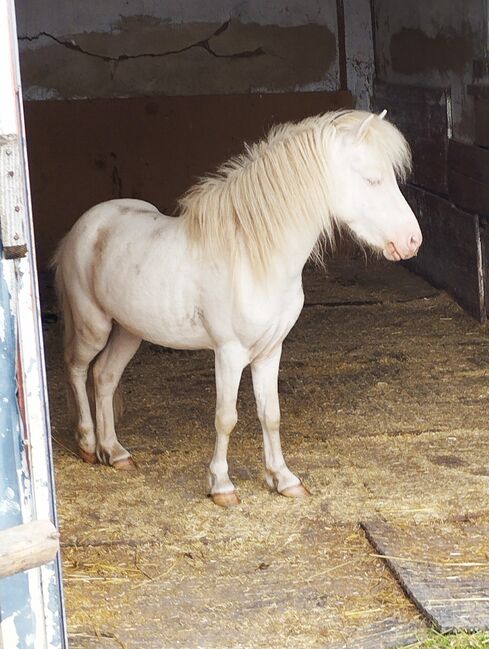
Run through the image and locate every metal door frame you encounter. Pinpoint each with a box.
[0,1,67,647]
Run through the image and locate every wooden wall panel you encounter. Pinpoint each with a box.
[405,185,486,322]
[448,140,489,216]
[24,91,352,271]
[372,81,449,195]
[468,84,489,148]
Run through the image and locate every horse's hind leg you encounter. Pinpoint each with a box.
[65,307,112,464]
[92,324,141,470]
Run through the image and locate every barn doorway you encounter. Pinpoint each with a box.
[10,1,489,647]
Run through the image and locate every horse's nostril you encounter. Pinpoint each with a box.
[409,234,421,250]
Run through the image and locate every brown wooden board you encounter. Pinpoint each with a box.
[448,170,489,217]
[480,216,489,318]
[324,618,426,649]
[448,139,489,185]
[24,90,352,271]
[468,84,489,147]
[361,519,489,633]
[372,81,449,195]
[448,140,489,216]
[404,185,486,323]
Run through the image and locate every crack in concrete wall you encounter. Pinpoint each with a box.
[16,3,339,100]
[19,20,267,63]
[18,24,337,99]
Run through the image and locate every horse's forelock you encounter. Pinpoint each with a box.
[332,110,412,182]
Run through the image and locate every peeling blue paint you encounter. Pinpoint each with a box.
[0,243,37,646]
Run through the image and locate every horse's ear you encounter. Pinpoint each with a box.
[379,109,387,120]
[355,113,376,141]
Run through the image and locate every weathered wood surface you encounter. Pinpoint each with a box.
[448,139,489,185]
[404,185,486,323]
[448,140,489,216]
[325,617,426,649]
[372,81,449,195]
[0,519,59,578]
[468,84,489,147]
[480,216,489,317]
[362,518,489,633]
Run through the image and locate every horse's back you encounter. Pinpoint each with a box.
[56,198,170,267]
[71,198,161,240]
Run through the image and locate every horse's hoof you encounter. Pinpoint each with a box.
[113,457,138,471]
[79,448,98,465]
[280,483,311,499]
[211,491,240,507]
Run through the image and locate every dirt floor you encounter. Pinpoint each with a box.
[42,256,489,649]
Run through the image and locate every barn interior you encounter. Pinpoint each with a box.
[14,1,489,647]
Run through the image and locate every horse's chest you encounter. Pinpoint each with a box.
[233,294,304,356]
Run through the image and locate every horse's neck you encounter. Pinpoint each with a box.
[247,224,322,294]
[274,218,324,278]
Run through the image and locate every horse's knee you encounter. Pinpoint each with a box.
[92,362,117,396]
[257,406,280,432]
[215,408,237,435]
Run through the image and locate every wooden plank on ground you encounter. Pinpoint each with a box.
[324,618,426,649]
[404,185,486,322]
[361,518,489,633]
[372,81,449,195]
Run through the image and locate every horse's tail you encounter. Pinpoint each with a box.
[51,236,79,423]
[50,236,124,425]
[50,235,74,360]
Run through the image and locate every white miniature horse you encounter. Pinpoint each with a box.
[53,110,421,506]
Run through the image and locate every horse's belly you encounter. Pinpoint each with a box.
[111,301,213,350]
[137,319,212,350]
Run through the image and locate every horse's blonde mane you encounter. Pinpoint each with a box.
[179,110,411,274]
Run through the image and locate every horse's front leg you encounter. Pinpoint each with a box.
[209,344,247,506]
[251,346,310,498]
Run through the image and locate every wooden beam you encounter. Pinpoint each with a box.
[336,0,348,91]
[405,185,486,323]
[0,520,59,578]
[369,0,379,81]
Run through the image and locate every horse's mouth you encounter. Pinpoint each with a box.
[383,242,402,262]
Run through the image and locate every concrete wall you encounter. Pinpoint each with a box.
[16,0,340,100]
[373,0,485,141]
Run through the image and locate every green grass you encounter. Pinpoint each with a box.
[406,631,489,648]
